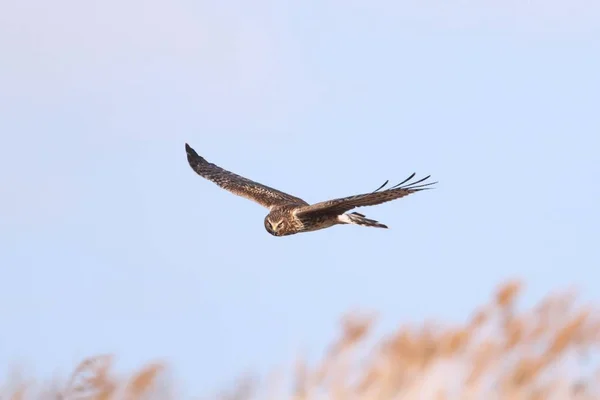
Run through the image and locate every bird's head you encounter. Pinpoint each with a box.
[264,214,286,236]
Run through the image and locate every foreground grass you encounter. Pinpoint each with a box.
[4,279,600,399]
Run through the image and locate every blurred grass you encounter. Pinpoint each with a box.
[4,279,600,399]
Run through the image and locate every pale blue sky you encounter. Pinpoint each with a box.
[1,0,599,396]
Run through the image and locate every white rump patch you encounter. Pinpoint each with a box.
[338,214,352,224]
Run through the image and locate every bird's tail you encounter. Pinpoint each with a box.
[340,212,388,229]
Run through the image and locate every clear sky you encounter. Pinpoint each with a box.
[1,0,599,396]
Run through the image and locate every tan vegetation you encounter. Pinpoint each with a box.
[3,279,600,399]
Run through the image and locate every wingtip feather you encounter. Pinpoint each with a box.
[185,143,204,162]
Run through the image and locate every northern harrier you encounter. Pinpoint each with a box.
[185,143,436,236]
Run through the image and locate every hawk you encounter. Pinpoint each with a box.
[185,143,436,237]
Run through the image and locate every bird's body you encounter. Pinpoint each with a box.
[264,205,342,236]
[185,143,436,237]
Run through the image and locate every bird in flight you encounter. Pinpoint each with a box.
[185,143,436,237]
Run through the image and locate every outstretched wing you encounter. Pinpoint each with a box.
[294,173,436,218]
[185,143,308,209]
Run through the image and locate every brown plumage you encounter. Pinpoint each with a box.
[185,143,436,237]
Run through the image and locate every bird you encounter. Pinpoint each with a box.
[185,143,436,237]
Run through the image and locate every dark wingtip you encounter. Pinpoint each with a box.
[185,143,202,161]
[372,180,389,193]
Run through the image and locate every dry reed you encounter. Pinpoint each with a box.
[3,279,600,399]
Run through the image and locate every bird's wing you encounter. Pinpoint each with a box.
[294,173,436,218]
[185,143,308,209]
